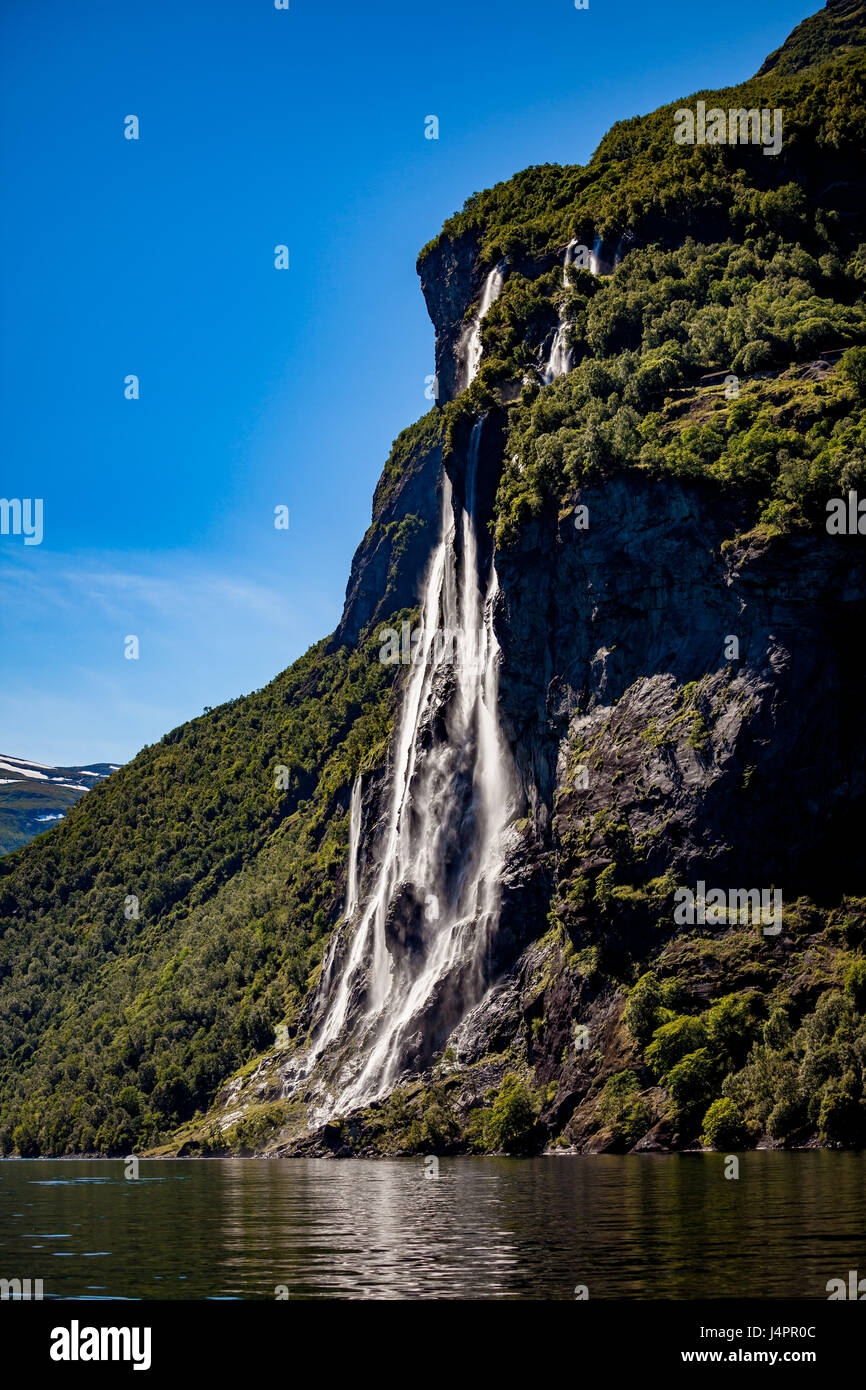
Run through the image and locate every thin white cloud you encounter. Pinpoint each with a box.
[0,548,300,633]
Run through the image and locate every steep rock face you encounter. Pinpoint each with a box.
[417,235,576,404]
[414,468,866,1149]
[413,458,866,1020]
[496,476,866,894]
[329,414,444,649]
[263,445,865,1156]
[417,231,478,403]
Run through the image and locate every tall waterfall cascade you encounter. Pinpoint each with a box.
[288,420,517,1120]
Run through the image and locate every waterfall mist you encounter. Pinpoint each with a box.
[289,419,517,1119]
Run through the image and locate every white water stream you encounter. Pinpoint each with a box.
[542,239,580,383]
[344,774,363,920]
[292,419,516,1116]
[460,263,506,388]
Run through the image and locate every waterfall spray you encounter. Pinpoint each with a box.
[289,418,517,1117]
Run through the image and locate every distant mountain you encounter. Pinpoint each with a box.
[0,755,118,855]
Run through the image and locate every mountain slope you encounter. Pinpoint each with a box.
[1,2,865,1158]
[757,0,866,76]
[0,756,117,855]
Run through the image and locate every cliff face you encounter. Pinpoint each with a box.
[417,230,479,403]
[329,411,444,649]
[293,442,866,1157]
[497,476,866,894]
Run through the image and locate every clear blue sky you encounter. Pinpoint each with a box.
[0,0,813,765]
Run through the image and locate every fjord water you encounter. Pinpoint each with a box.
[2,1154,864,1300]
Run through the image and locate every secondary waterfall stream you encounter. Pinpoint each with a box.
[344,775,363,919]
[290,418,516,1119]
[542,234,611,382]
[542,239,580,383]
[459,262,506,388]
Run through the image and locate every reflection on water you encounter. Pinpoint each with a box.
[1,1153,863,1300]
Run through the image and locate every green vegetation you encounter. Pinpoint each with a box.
[723,989,866,1146]
[223,1102,287,1155]
[621,913,866,1148]
[419,27,866,547]
[597,1070,653,1148]
[700,1097,751,1150]
[495,262,865,545]
[473,1073,540,1153]
[0,622,401,1155]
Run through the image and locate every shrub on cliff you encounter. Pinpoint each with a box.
[844,958,866,1011]
[622,972,670,1047]
[481,1074,540,1153]
[598,1070,653,1149]
[700,1098,752,1150]
[665,1048,716,1135]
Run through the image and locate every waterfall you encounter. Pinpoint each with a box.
[541,239,580,384]
[612,229,634,269]
[290,418,516,1117]
[459,263,506,389]
[344,775,363,919]
[313,773,364,1007]
[589,233,604,277]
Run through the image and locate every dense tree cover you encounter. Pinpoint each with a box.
[423,29,866,551]
[497,333,866,547]
[0,622,402,1155]
[621,899,866,1149]
[477,225,865,544]
[419,35,864,269]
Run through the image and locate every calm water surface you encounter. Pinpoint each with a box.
[1,1153,863,1299]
